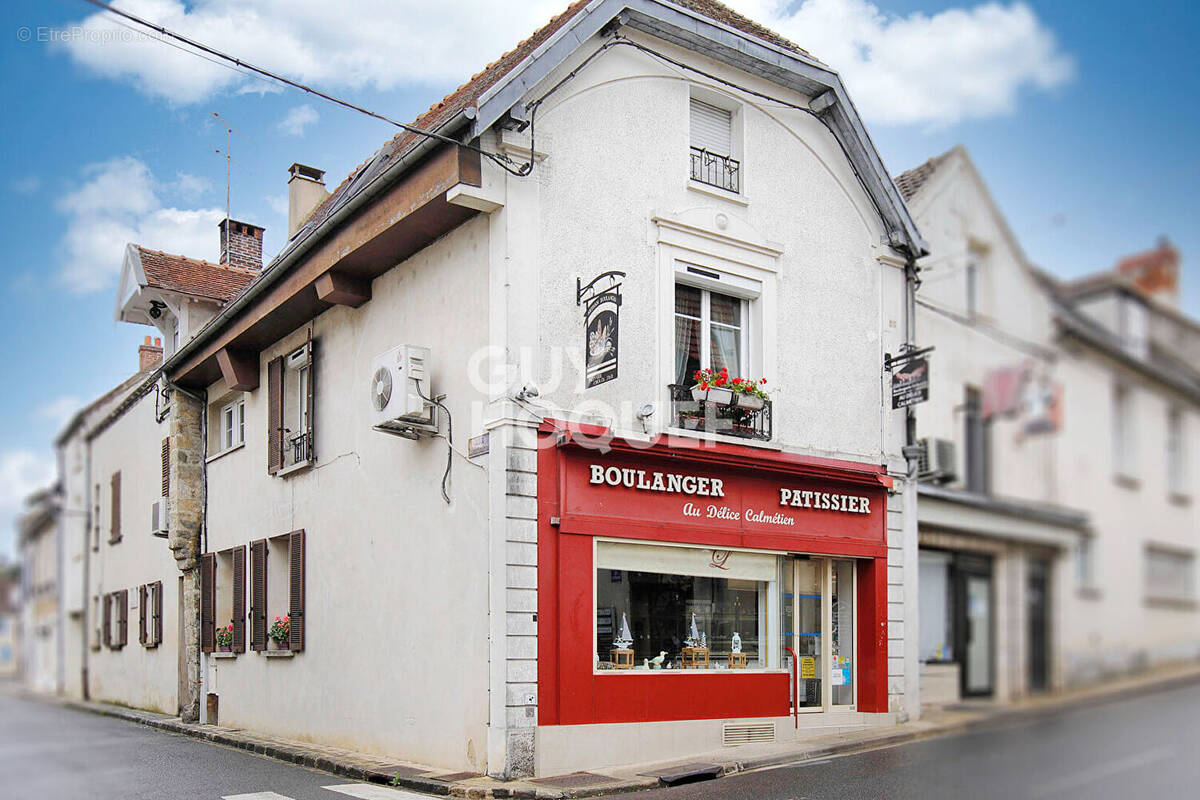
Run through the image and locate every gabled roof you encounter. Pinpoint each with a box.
[291,0,817,249]
[136,246,257,303]
[894,148,954,202]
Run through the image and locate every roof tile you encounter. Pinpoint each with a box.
[137,246,257,303]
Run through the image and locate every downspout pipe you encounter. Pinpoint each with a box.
[901,252,924,476]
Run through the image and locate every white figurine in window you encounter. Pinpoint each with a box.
[731,631,742,654]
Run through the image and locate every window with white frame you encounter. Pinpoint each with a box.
[1167,406,1188,497]
[219,397,245,452]
[674,283,748,385]
[595,541,778,671]
[1075,537,1096,590]
[1144,546,1194,604]
[1112,384,1136,480]
[689,96,740,193]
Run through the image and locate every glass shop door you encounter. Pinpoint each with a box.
[782,557,856,713]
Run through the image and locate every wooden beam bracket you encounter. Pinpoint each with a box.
[315,270,371,308]
[216,347,260,391]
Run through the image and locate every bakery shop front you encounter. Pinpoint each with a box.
[535,423,894,770]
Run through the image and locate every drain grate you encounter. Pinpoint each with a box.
[722,721,775,746]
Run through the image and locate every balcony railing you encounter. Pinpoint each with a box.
[690,147,740,193]
[669,384,772,441]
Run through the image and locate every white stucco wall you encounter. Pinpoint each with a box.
[202,214,494,771]
[87,391,180,716]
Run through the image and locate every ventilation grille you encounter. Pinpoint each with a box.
[722,722,775,746]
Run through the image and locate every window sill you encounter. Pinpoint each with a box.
[687,179,749,206]
[211,651,237,659]
[1113,473,1141,490]
[1168,492,1192,507]
[1077,585,1102,601]
[595,667,784,676]
[664,427,783,451]
[206,442,245,464]
[1144,596,1196,611]
[276,459,312,478]
[264,650,295,658]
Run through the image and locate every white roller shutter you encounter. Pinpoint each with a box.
[690,98,732,156]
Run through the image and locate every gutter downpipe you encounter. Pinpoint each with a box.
[81,438,91,701]
[901,250,922,721]
[159,109,476,382]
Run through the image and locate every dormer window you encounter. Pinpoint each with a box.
[689,96,740,194]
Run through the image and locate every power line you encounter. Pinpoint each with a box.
[77,0,533,177]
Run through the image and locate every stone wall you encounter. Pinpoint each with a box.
[167,389,204,722]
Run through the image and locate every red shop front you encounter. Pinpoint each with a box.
[537,423,893,727]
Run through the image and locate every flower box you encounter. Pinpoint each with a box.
[734,394,765,410]
[691,386,734,405]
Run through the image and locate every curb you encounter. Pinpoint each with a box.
[45,665,1200,799]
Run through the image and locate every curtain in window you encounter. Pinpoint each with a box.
[710,325,741,376]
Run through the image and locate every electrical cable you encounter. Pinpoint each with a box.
[411,379,454,504]
[77,0,533,177]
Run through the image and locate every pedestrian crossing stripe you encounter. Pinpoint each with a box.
[222,786,433,800]
[323,786,433,799]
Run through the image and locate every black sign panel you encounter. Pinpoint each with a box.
[891,357,929,409]
[577,271,625,388]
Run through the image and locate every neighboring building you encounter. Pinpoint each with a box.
[898,146,1200,706]
[19,488,60,692]
[1051,243,1200,681]
[124,0,925,779]
[0,568,18,679]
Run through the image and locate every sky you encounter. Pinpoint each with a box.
[0,0,1196,558]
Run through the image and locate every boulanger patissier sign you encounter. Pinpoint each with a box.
[582,462,879,541]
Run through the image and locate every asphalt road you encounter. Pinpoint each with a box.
[0,687,427,800]
[623,680,1200,800]
[3,680,1198,800]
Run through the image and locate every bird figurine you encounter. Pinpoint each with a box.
[648,650,668,669]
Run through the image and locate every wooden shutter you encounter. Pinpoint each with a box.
[109,471,121,542]
[139,584,148,645]
[304,332,316,463]
[288,530,306,651]
[250,539,268,651]
[103,593,112,648]
[232,545,246,653]
[117,589,128,647]
[267,356,285,474]
[152,581,163,646]
[200,553,216,653]
[690,98,732,156]
[161,437,170,497]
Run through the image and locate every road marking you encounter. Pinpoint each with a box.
[324,785,434,799]
[1030,747,1173,798]
[222,793,297,800]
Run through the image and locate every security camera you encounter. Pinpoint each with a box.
[517,383,540,401]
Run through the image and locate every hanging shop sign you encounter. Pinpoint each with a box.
[891,356,930,409]
[577,270,626,388]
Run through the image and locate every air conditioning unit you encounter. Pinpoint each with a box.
[151,500,168,537]
[369,345,438,439]
[918,437,957,484]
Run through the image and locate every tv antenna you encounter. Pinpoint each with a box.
[211,111,240,227]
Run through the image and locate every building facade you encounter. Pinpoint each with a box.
[18,489,58,691]
[899,147,1199,706]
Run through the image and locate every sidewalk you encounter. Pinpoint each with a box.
[32,661,1200,799]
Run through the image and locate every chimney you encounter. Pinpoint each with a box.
[288,163,328,239]
[219,218,265,271]
[1116,237,1180,308]
[139,336,163,371]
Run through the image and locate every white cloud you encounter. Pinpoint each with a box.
[172,172,212,198]
[0,449,56,559]
[54,0,563,105]
[36,396,84,429]
[730,0,1073,126]
[277,104,319,137]
[55,156,224,293]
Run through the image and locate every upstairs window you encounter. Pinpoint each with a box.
[674,283,746,384]
[220,397,245,452]
[1113,384,1136,482]
[689,97,740,194]
[1167,406,1188,498]
[964,387,991,494]
[267,335,317,475]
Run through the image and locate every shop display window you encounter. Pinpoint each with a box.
[595,541,778,671]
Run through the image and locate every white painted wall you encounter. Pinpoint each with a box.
[87,391,180,716]
[202,214,493,772]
